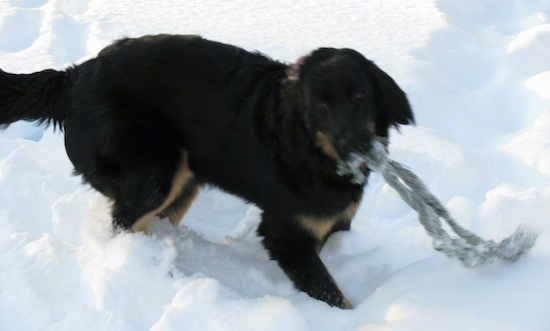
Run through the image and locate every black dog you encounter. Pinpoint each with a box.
[0,34,413,308]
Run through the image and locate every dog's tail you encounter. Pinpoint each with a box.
[0,68,72,130]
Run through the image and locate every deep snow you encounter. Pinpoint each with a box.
[1,0,550,330]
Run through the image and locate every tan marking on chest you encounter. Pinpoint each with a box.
[298,201,360,241]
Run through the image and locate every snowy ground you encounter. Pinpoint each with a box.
[1,0,550,330]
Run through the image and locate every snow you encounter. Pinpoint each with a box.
[1,0,550,330]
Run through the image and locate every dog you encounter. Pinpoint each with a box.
[0,34,414,308]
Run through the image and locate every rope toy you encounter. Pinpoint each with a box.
[338,137,539,267]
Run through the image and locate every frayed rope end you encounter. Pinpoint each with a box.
[362,136,539,267]
[495,225,539,263]
[433,225,539,267]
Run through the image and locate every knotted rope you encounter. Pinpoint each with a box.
[338,137,538,267]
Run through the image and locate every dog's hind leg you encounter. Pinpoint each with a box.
[109,152,197,233]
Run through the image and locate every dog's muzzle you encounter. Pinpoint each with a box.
[336,138,388,184]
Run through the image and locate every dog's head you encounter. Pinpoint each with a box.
[286,48,414,178]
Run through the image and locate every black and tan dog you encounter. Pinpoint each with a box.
[0,35,413,308]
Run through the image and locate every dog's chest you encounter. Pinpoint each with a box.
[297,200,360,242]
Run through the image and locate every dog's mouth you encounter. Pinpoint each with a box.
[336,152,370,184]
[335,138,387,185]
[335,139,372,184]
[316,131,384,184]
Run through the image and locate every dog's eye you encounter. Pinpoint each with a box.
[314,101,330,118]
[316,101,330,112]
[316,101,329,110]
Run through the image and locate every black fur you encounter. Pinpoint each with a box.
[0,34,414,308]
[0,68,70,130]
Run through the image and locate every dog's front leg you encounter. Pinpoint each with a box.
[258,213,352,309]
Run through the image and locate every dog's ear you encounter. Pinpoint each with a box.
[371,64,415,136]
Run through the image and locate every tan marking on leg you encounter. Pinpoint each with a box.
[299,215,339,242]
[168,184,199,227]
[298,201,361,241]
[131,154,195,233]
[298,202,360,309]
[315,131,339,161]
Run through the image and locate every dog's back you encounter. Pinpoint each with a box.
[63,35,286,200]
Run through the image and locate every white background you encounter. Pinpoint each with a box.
[1,0,550,330]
